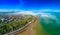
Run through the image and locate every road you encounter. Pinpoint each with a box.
[15,18,37,35]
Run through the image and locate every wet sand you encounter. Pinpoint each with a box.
[32,18,50,35]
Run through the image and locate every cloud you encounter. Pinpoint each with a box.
[14,11,37,15]
[0,9,60,15]
[0,9,23,12]
[0,9,60,12]
[32,9,60,12]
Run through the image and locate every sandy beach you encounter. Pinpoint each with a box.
[15,18,37,35]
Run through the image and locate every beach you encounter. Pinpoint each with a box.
[15,18,36,35]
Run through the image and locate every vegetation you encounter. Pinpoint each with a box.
[0,15,34,35]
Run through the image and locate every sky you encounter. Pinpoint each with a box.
[0,0,60,12]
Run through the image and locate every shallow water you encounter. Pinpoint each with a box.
[39,12,60,35]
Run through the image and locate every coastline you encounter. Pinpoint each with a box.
[32,17,50,35]
[14,18,36,35]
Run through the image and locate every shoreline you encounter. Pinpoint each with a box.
[15,18,36,35]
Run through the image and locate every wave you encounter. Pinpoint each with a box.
[39,12,60,35]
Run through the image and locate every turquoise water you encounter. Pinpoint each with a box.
[40,12,60,35]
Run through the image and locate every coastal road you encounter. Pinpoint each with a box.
[15,18,37,35]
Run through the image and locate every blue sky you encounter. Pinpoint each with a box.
[0,0,60,12]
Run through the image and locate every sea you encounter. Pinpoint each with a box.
[39,12,60,35]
